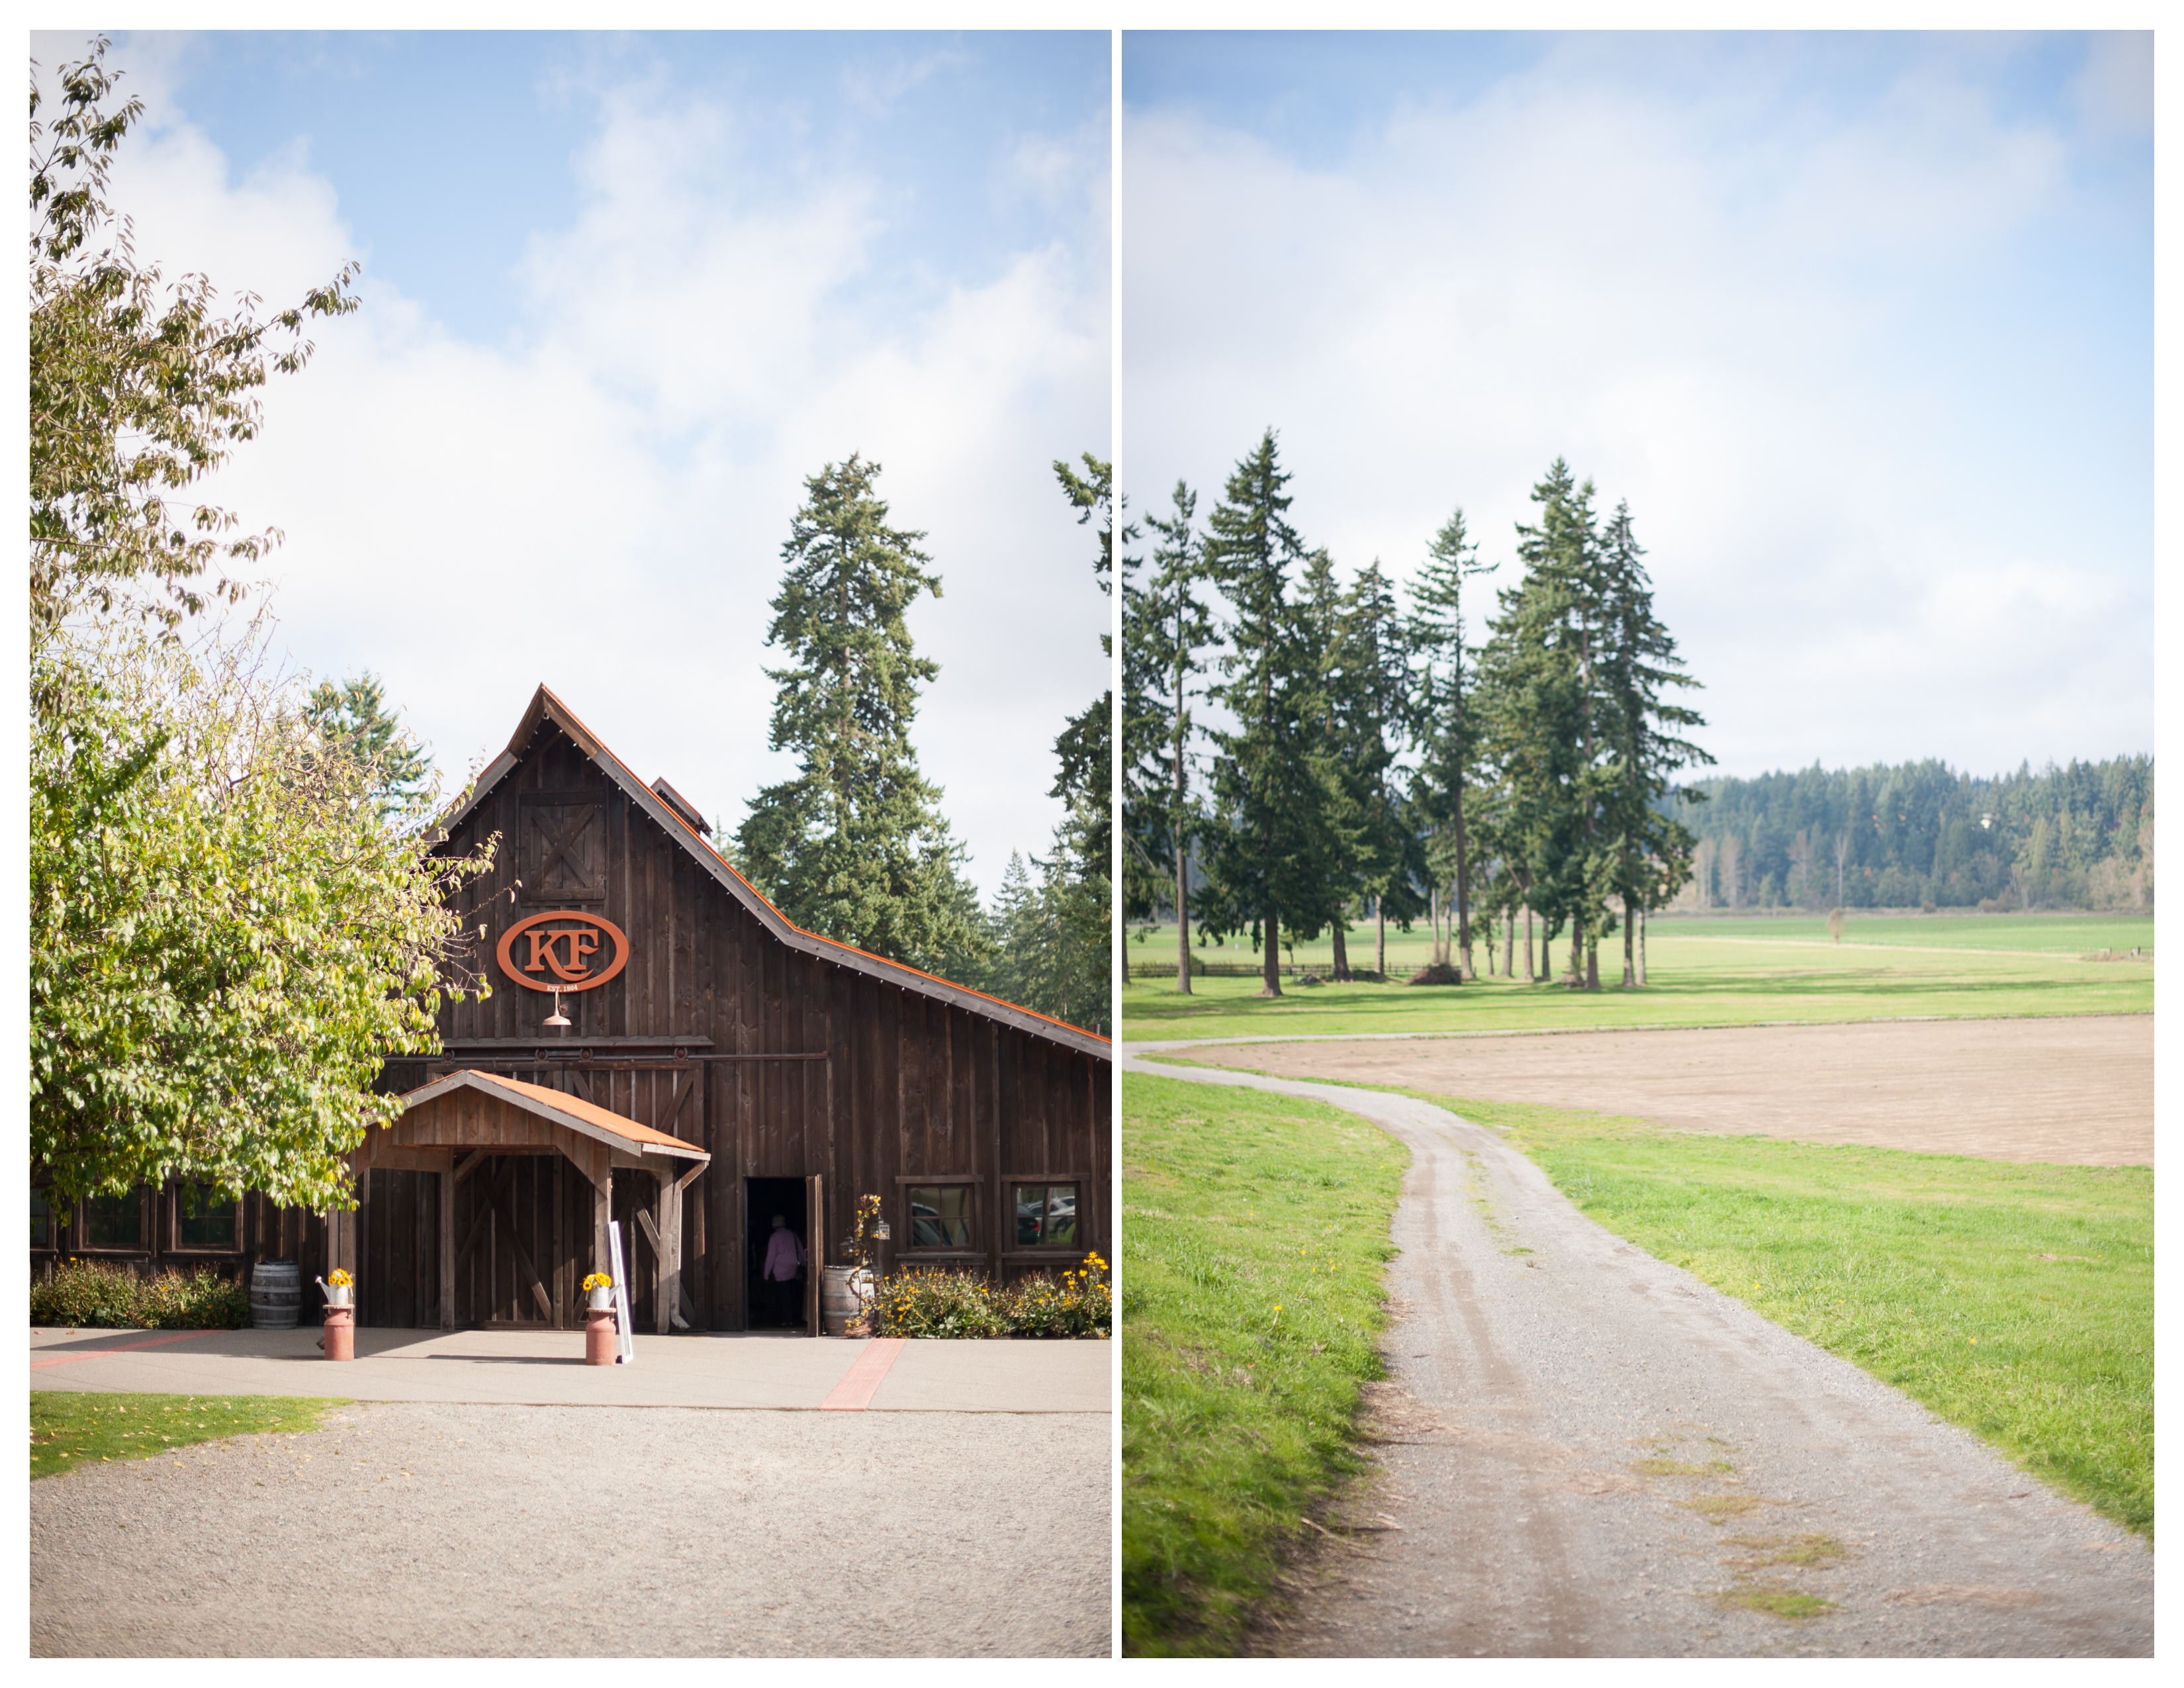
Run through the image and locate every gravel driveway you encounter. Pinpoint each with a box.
[1126,1057,2152,1658]
[32,1401,1111,1656]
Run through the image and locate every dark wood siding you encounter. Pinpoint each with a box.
[37,710,1110,1327]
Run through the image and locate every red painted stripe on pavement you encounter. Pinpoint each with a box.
[31,1331,218,1370]
[818,1336,905,1411]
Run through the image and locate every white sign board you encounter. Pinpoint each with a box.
[608,1222,635,1365]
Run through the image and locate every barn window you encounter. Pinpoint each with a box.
[80,1188,146,1250]
[175,1184,238,1250]
[1013,1184,1079,1248]
[905,1184,973,1248]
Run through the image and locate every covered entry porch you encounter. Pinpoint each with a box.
[334,1070,709,1334]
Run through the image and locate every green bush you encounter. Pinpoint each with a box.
[862,1256,1113,1338]
[864,1265,1010,1338]
[1004,1252,1112,1338]
[30,1259,250,1329]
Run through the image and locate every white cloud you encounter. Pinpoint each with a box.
[89,58,1109,898]
[1123,45,2148,782]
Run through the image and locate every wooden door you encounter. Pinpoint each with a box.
[805,1172,823,1337]
[518,796,606,905]
[451,1153,582,1328]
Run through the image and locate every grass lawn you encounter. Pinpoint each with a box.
[1456,1094,2156,1539]
[1121,914,2152,1043]
[31,1392,347,1480]
[1121,1071,1408,1658]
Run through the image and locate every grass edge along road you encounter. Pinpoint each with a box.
[31,1391,348,1479]
[1455,1090,2155,1540]
[1148,1053,2152,1544]
[1121,1070,1408,1658]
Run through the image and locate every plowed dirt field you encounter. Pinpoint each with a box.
[1166,1013,2150,1167]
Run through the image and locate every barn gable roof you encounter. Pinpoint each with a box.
[400,1069,710,1162]
[438,684,1111,1061]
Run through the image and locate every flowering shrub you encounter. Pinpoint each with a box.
[862,1253,1111,1338]
[864,1266,1010,1338]
[1005,1251,1111,1338]
[30,1259,250,1329]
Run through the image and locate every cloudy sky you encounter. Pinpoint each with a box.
[1122,30,2153,783]
[41,30,1111,899]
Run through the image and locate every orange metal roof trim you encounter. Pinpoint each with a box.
[518,685,1113,1051]
[412,1068,708,1156]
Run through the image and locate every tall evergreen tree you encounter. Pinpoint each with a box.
[735,455,987,978]
[304,671,432,823]
[1197,430,1347,997]
[1048,452,1115,889]
[1477,459,1611,987]
[1124,481,1216,988]
[1594,499,1711,986]
[1408,507,1492,977]
[1336,559,1427,980]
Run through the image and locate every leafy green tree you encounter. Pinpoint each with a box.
[1122,481,1216,988]
[734,454,989,978]
[30,614,496,1207]
[1197,430,1349,996]
[30,38,357,662]
[28,40,492,1213]
[305,672,433,822]
[1408,508,1492,977]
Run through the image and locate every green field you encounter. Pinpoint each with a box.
[31,1391,347,1479]
[1120,914,2152,1043]
[1119,1072,2154,1652]
[1421,1090,2152,1535]
[1121,1072,1409,1657]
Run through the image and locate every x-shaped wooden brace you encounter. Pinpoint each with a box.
[531,808,597,893]
[453,1156,556,1323]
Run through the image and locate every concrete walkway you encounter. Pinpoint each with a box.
[28,1326,1111,1413]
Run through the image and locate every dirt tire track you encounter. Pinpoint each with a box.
[1124,1055,2151,1658]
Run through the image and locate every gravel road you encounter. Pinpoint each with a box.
[1125,1056,2152,1658]
[32,1402,1111,1656]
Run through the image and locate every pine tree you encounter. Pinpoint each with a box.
[305,671,432,823]
[734,455,987,978]
[1197,430,1347,997]
[1048,453,1115,890]
[1594,499,1711,986]
[1408,507,1492,978]
[1124,481,1216,990]
[1335,559,1427,980]
[1477,460,1610,987]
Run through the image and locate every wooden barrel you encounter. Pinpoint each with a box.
[820,1266,868,1336]
[250,1260,302,1329]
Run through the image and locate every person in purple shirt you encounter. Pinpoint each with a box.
[760,1213,805,1327]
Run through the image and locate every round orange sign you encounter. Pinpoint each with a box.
[495,910,631,993]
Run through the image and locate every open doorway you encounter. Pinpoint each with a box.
[745,1177,810,1331]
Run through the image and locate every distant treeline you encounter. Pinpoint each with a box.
[1668,755,2154,914]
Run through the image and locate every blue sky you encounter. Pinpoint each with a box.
[1122,30,2153,781]
[39,29,1111,898]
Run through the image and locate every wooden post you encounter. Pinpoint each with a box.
[439,1167,456,1330]
[594,1168,612,1286]
[654,1171,672,1336]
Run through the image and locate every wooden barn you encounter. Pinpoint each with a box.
[31,686,1113,1335]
